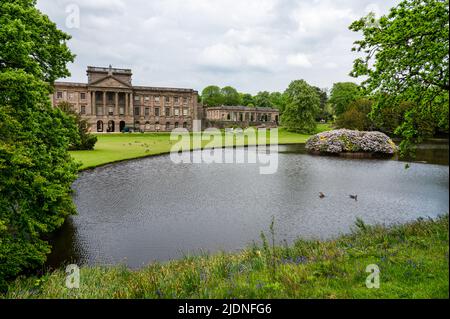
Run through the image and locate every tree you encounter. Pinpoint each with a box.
[313,87,332,121]
[335,98,375,131]
[329,82,362,116]
[350,0,449,152]
[221,86,241,106]
[0,0,78,289]
[254,91,273,108]
[240,93,254,106]
[281,80,320,133]
[201,85,223,107]
[269,92,286,112]
[57,101,97,150]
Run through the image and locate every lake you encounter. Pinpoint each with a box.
[46,141,449,269]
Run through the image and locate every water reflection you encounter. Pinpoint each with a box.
[46,140,449,269]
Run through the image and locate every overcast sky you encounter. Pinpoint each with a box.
[36,0,398,94]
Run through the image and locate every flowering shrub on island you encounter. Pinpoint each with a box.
[306,129,398,155]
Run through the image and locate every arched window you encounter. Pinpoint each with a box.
[145,121,151,131]
[183,122,188,128]
[97,120,103,132]
[120,121,126,132]
[107,120,115,133]
[155,122,160,131]
[165,122,171,131]
[174,122,179,128]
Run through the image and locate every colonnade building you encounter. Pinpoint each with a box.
[51,66,201,132]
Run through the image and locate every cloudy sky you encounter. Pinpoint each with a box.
[36,0,398,94]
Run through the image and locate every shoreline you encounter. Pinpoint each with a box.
[4,214,448,299]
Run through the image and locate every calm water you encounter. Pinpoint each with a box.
[47,141,449,269]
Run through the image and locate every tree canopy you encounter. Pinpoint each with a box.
[281,80,320,133]
[329,82,362,116]
[253,91,273,108]
[221,86,242,106]
[350,0,449,151]
[0,0,78,289]
[201,85,223,107]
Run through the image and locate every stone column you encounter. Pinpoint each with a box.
[92,91,96,115]
[125,93,129,117]
[115,92,119,116]
[102,91,106,116]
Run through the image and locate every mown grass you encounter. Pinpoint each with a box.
[70,124,331,170]
[4,215,448,299]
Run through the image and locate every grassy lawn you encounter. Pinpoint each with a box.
[71,124,331,170]
[4,215,448,299]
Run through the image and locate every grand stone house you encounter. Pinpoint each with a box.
[50,66,201,132]
[204,106,279,129]
[51,65,280,132]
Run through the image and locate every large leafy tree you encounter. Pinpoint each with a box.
[329,82,362,116]
[254,91,273,108]
[281,80,320,133]
[240,93,254,106]
[0,0,78,289]
[221,86,241,106]
[57,101,98,150]
[350,0,449,152]
[201,85,224,107]
[313,87,333,121]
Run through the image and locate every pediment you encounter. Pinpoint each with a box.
[89,75,132,88]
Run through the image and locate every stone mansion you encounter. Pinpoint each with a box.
[51,66,279,132]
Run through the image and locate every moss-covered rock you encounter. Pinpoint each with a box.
[306,129,398,155]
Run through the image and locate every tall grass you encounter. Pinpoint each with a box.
[3,214,448,299]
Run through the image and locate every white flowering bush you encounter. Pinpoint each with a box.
[306,129,398,155]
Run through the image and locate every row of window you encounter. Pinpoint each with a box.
[56,91,191,106]
[135,95,189,104]
[135,107,190,117]
[56,91,87,100]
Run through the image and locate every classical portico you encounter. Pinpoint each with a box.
[51,65,200,133]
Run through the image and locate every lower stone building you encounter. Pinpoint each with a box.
[51,65,201,132]
[204,106,279,129]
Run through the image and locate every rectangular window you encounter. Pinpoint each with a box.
[155,107,160,116]
[80,92,86,100]
[174,97,179,104]
[97,106,103,116]
[108,107,114,116]
[144,96,150,101]
[134,95,140,102]
[174,108,180,116]
[80,105,86,115]
[145,107,150,116]
[154,96,160,103]
[120,107,125,115]
[165,96,170,103]
[165,107,170,116]
[56,91,63,99]
[183,97,188,105]
[134,107,140,116]
[183,108,189,116]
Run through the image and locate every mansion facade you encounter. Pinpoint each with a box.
[51,66,201,133]
[51,65,280,132]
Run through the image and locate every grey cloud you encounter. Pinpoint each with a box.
[37,0,399,94]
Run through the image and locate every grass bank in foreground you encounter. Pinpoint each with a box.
[4,215,448,299]
[71,125,331,170]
